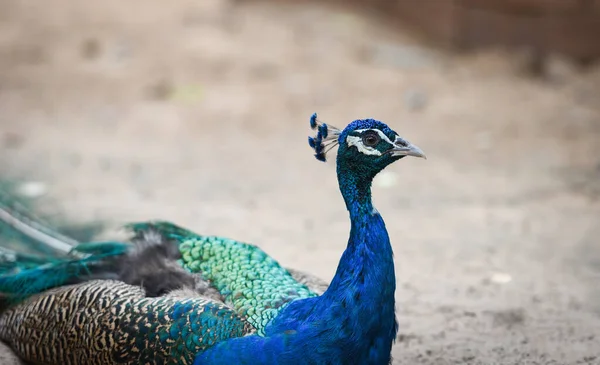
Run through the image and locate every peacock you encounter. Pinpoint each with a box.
[0,113,426,365]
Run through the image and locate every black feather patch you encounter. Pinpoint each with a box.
[118,229,197,297]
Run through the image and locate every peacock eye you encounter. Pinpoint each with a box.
[362,131,380,147]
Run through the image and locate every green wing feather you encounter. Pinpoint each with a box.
[127,222,320,334]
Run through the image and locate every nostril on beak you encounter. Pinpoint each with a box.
[394,138,409,147]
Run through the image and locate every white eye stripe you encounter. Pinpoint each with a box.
[346,128,397,156]
[353,129,396,145]
[346,136,382,156]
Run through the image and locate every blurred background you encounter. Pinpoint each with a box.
[1,0,600,363]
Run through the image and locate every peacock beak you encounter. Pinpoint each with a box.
[389,137,427,159]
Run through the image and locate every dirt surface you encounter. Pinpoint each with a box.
[1,0,600,364]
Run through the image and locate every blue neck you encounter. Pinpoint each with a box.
[332,160,398,309]
[313,161,398,362]
[337,163,376,218]
[193,162,398,365]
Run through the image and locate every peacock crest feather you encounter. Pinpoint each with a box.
[308,112,342,162]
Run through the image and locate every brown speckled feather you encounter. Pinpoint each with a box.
[0,280,255,365]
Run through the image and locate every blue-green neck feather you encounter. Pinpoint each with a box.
[194,158,398,364]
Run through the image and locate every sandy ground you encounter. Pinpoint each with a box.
[1,0,600,364]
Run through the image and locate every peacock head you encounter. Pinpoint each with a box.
[308,113,426,179]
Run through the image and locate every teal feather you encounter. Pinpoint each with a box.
[69,240,130,256]
[0,247,126,304]
[0,248,50,273]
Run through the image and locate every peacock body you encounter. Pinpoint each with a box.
[0,113,426,365]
